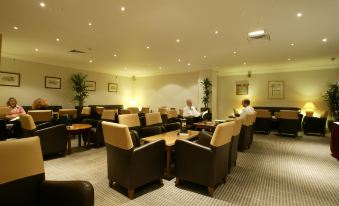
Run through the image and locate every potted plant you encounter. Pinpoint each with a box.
[323,82,339,131]
[70,73,89,110]
[200,78,212,120]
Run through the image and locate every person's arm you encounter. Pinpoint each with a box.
[192,107,201,117]
[18,106,26,114]
[182,107,190,117]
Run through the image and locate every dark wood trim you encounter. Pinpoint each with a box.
[0,71,21,87]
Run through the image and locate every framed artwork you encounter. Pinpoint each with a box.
[108,83,118,92]
[0,71,20,87]
[236,80,249,95]
[85,81,96,91]
[268,80,284,99]
[45,76,61,89]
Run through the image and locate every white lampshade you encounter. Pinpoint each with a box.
[303,102,316,111]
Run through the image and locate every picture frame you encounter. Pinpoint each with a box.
[85,81,96,91]
[45,76,61,89]
[268,80,284,99]
[0,71,20,87]
[236,80,249,95]
[108,83,118,92]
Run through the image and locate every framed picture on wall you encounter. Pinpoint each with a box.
[108,83,118,92]
[268,80,284,99]
[45,76,61,89]
[236,80,249,95]
[85,81,96,91]
[0,71,20,87]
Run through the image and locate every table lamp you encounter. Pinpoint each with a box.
[303,102,316,117]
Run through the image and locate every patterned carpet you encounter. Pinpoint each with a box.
[44,133,339,206]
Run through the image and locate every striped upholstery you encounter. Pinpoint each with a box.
[145,112,162,126]
[28,110,52,122]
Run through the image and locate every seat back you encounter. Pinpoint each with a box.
[81,107,91,115]
[275,111,299,120]
[19,114,37,131]
[141,107,150,114]
[210,121,235,147]
[58,109,78,119]
[158,107,168,115]
[0,136,45,205]
[0,106,10,119]
[127,107,140,114]
[118,114,141,128]
[28,110,52,123]
[102,121,133,150]
[233,117,244,136]
[167,110,178,119]
[96,106,105,115]
[120,109,131,114]
[101,109,116,121]
[145,112,162,126]
[255,109,271,118]
[179,109,183,116]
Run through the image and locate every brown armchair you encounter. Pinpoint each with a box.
[229,117,243,172]
[275,111,300,136]
[28,110,53,123]
[58,109,78,123]
[127,107,140,114]
[102,121,165,199]
[303,111,328,136]
[19,114,67,156]
[238,112,256,151]
[0,136,94,206]
[254,109,272,134]
[175,121,235,196]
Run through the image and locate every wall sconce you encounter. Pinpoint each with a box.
[303,102,316,117]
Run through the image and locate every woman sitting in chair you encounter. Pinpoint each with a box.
[6,97,26,120]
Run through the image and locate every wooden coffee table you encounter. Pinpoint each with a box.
[66,124,92,154]
[194,121,216,130]
[141,129,199,179]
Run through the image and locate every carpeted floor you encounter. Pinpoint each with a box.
[44,133,339,206]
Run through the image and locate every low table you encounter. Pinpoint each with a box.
[66,124,92,154]
[141,129,199,179]
[194,121,216,130]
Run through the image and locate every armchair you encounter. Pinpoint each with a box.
[229,117,243,172]
[102,121,165,199]
[275,111,300,136]
[28,110,53,123]
[238,112,256,151]
[254,109,272,134]
[58,109,78,123]
[127,107,140,114]
[19,114,67,156]
[0,136,94,206]
[303,111,328,136]
[175,121,235,196]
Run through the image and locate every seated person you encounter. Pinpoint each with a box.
[32,98,49,110]
[183,99,201,117]
[6,97,26,120]
[236,98,254,117]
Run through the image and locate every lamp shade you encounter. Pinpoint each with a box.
[303,102,316,111]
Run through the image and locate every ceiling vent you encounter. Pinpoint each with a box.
[69,49,86,53]
[248,30,270,40]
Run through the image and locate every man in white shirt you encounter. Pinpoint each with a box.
[240,98,254,117]
[183,99,201,117]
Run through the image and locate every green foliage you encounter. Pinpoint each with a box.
[323,82,339,120]
[70,73,89,107]
[200,78,212,108]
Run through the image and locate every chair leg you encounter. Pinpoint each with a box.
[223,176,227,183]
[128,189,134,199]
[234,160,237,166]
[159,178,164,185]
[207,186,214,197]
[109,180,113,188]
[175,177,180,186]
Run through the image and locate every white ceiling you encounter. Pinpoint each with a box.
[0,0,339,77]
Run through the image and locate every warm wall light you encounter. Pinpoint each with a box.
[303,102,316,117]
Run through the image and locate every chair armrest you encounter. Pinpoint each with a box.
[139,126,163,137]
[36,122,53,130]
[40,180,94,206]
[196,130,213,147]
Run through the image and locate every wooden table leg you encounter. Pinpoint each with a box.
[165,146,173,179]
[67,133,72,154]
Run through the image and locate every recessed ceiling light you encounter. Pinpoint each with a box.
[56,38,60,42]
[89,59,93,63]
[13,26,18,30]
[248,30,265,38]
[176,39,180,43]
[288,58,292,61]
[187,63,191,66]
[113,54,117,57]
[177,58,181,62]
[121,6,125,11]
[124,67,127,70]
[214,30,219,34]
[34,48,39,52]
[243,62,247,65]
[290,43,295,46]
[146,46,150,49]
[40,2,45,7]
[297,12,303,17]
[203,55,207,58]
[159,66,162,70]
[233,51,237,54]
[322,38,328,42]
[88,22,92,26]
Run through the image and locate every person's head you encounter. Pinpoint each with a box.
[242,99,251,107]
[7,97,18,108]
[186,99,192,107]
[32,98,49,110]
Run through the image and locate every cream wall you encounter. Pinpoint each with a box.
[217,69,339,119]
[0,57,133,108]
[133,72,200,111]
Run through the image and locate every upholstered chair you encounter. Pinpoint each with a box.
[120,109,131,114]
[81,107,91,116]
[238,112,255,151]
[0,119,6,140]
[95,106,105,115]
[19,114,67,156]
[145,112,167,133]
[0,136,94,206]
[254,110,272,134]
[275,111,300,136]
[102,121,165,199]
[28,110,53,123]
[141,107,150,114]
[161,110,181,131]
[175,121,235,196]
[127,107,140,114]
[58,109,78,122]
[303,110,328,136]
[229,117,244,172]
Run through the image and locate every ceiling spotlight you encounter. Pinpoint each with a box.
[288,58,292,61]
[121,6,125,11]
[159,66,162,70]
[40,2,45,7]
[88,22,92,26]
[203,55,207,58]
[13,26,19,30]
[243,62,247,65]
[176,39,180,43]
[178,58,181,62]
[297,12,303,17]
[89,59,93,63]
[322,38,328,42]
[113,54,117,57]
[34,48,39,52]
[214,30,219,34]
[146,46,150,49]
[187,63,191,66]
[124,67,127,70]
[233,51,237,54]
[290,43,295,46]
[248,30,265,38]
[56,38,60,42]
